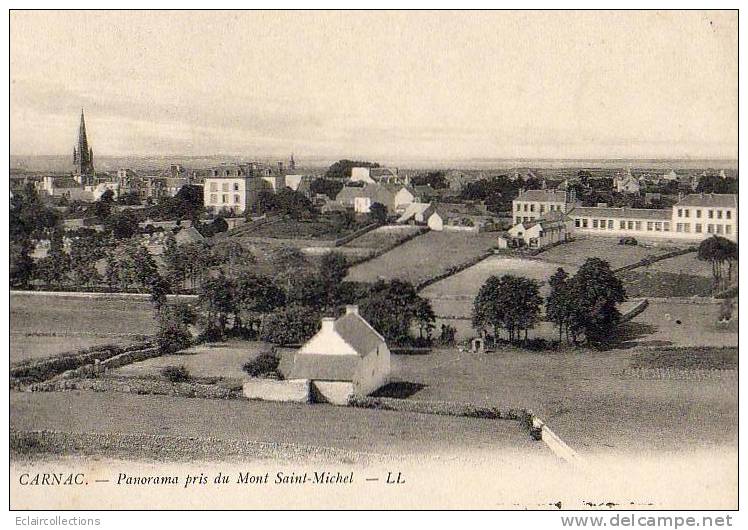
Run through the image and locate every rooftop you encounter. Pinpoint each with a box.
[516,189,568,203]
[674,193,737,208]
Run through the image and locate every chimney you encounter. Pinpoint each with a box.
[345,305,359,316]
[277,161,284,173]
[320,317,335,332]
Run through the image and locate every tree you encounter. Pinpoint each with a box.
[10,239,34,288]
[310,178,345,199]
[414,297,436,341]
[472,275,542,343]
[259,305,320,345]
[105,209,141,239]
[565,258,626,345]
[132,243,160,290]
[698,236,738,291]
[155,305,193,354]
[411,171,448,189]
[369,202,388,224]
[324,159,380,179]
[68,236,102,287]
[197,274,237,339]
[319,251,348,286]
[360,280,432,345]
[212,239,254,278]
[34,229,70,286]
[545,267,571,343]
[234,272,286,334]
[162,233,187,292]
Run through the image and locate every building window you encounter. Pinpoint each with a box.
[222,194,228,203]
[726,210,732,220]
[619,220,626,229]
[655,222,662,231]
[516,204,521,211]
[209,182,217,192]
[664,222,670,231]
[684,209,690,218]
[647,222,653,231]
[635,221,642,231]
[222,183,229,192]
[683,223,690,233]
[582,219,588,228]
[676,223,682,232]
[234,194,240,204]
[516,216,521,224]
[627,221,634,230]
[708,210,714,219]
[607,220,614,229]
[233,183,240,191]
[530,204,535,212]
[524,204,528,212]
[717,210,723,219]
[210,194,217,204]
[677,209,682,217]
[707,224,714,234]
[695,223,702,233]
[696,209,702,218]
[716,224,723,234]
[575,219,581,228]
[726,225,732,235]
[592,219,598,229]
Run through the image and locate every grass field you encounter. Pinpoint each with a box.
[342,225,423,249]
[345,231,498,285]
[10,390,539,458]
[644,251,726,278]
[10,293,157,362]
[619,270,714,297]
[389,345,737,455]
[111,340,296,383]
[630,347,737,370]
[627,300,737,347]
[537,236,682,270]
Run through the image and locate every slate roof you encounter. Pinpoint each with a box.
[516,189,568,203]
[674,193,737,208]
[333,311,385,357]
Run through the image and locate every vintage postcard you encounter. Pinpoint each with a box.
[8,10,738,513]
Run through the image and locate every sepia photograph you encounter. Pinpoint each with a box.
[7,9,739,514]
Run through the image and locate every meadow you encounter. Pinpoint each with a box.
[10,293,158,362]
[345,231,498,285]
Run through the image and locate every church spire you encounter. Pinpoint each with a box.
[73,108,94,180]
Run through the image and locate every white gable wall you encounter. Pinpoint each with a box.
[297,328,359,356]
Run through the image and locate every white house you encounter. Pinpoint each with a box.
[397,202,436,224]
[507,212,573,248]
[291,305,390,405]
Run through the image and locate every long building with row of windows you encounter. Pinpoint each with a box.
[511,191,737,241]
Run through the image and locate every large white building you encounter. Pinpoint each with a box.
[513,190,737,241]
[568,193,737,241]
[513,189,575,224]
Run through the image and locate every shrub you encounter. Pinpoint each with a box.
[242,353,282,379]
[156,306,193,354]
[161,364,190,382]
[259,305,320,345]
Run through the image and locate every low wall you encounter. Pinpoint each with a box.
[415,248,496,291]
[242,378,311,403]
[29,376,242,400]
[332,223,380,247]
[619,299,649,323]
[348,396,530,423]
[346,227,429,267]
[613,247,697,274]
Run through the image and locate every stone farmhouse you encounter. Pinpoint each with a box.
[290,305,390,405]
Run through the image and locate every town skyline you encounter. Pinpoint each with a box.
[10,11,737,160]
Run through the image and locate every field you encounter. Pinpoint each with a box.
[345,231,498,285]
[111,340,296,383]
[10,390,540,458]
[644,251,726,278]
[422,256,570,318]
[626,300,737,347]
[389,345,737,455]
[10,293,157,362]
[619,270,714,297]
[536,236,684,270]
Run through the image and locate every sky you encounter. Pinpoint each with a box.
[9,10,738,161]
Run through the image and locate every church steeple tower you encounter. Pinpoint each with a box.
[73,108,94,183]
